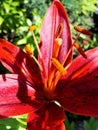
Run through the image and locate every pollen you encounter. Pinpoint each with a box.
[51,58,67,75]
[74,26,91,35]
[24,45,33,57]
[29,25,36,31]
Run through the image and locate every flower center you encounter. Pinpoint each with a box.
[26,24,89,99]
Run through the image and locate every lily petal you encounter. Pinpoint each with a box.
[64,47,98,80]
[27,102,66,130]
[58,77,98,117]
[0,39,42,85]
[39,0,72,78]
[0,74,43,118]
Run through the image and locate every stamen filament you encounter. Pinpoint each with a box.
[73,43,87,59]
[32,31,42,59]
[62,46,72,66]
[29,26,42,59]
[32,54,43,71]
[24,45,43,71]
[52,62,72,88]
[73,32,81,45]
[48,68,56,88]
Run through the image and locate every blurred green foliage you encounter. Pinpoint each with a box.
[62,0,98,27]
[65,118,75,130]
[0,0,50,47]
[0,0,98,46]
[0,0,98,130]
[0,115,27,130]
[84,117,98,130]
[62,0,98,51]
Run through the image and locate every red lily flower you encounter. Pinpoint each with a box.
[0,0,98,130]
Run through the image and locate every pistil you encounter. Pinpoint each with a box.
[53,38,62,58]
[47,23,63,89]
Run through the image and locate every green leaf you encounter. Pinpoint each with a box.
[0,16,4,25]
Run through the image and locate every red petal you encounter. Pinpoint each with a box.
[39,0,72,78]
[27,102,66,130]
[55,47,98,94]
[58,77,98,117]
[64,47,98,80]
[0,74,43,118]
[0,39,42,85]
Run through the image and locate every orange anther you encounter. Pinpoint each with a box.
[74,26,91,35]
[29,25,36,31]
[51,58,67,75]
[24,45,33,57]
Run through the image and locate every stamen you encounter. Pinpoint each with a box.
[24,45,43,71]
[51,58,67,75]
[53,62,72,88]
[62,46,72,66]
[56,23,63,38]
[29,25,36,31]
[29,26,42,59]
[32,55,43,71]
[53,38,62,58]
[74,26,91,35]
[48,69,55,88]
[24,45,33,57]
[73,43,87,59]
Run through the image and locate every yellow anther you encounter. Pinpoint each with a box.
[51,58,67,75]
[73,43,87,59]
[56,23,63,38]
[29,25,36,31]
[53,38,62,58]
[24,45,33,57]
[74,26,91,35]
[24,45,43,71]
